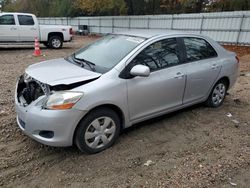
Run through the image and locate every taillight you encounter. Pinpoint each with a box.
[235,56,240,63]
[69,28,73,35]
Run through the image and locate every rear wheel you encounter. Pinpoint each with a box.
[206,80,228,108]
[74,108,121,154]
[48,36,63,49]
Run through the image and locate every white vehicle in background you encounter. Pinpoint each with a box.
[0,12,73,49]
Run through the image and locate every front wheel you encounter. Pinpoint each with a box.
[48,36,63,49]
[206,80,228,108]
[74,108,121,154]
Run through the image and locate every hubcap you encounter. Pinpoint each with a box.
[51,39,61,48]
[212,83,226,105]
[85,117,116,149]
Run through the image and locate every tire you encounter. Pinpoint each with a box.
[74,107,121,154]
[205,80,228,108]
[48,35,63,49]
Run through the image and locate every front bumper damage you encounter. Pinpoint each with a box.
[15,74,86,147]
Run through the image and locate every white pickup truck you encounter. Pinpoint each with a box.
[0,12,73,49]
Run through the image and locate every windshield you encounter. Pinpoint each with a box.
[72,34,146,73]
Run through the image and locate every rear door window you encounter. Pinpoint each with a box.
[0,15,15,25]
[18,15,34,25]
[183,37,217,62]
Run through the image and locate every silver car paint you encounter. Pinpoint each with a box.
[26,58,101,86]
[15,101,86,146]
[73,33,238,124]
[15,30,238,147]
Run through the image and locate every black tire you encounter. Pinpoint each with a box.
[48,35,63,49]
[74,107,121,154]
[205,79,228,108]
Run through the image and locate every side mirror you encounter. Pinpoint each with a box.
[130,65,150,77]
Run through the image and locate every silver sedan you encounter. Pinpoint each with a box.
[15,30,239,153]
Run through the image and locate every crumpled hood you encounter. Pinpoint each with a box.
[26,58,101,86]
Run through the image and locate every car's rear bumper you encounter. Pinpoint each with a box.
[65,35,73,42]
[228,64,239,90]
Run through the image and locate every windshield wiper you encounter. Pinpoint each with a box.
[73,53,96,72]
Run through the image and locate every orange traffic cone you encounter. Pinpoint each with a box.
[33,37,41,57]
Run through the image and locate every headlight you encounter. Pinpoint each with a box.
[44,91,83,110]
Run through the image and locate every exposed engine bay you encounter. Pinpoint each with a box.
[17,74,48,106]
[17,73,98,106]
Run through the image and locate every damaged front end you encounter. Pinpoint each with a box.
[16,73,98,107]
[17,74,49,106]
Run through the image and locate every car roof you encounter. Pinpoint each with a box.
[0,12,35,16]
[114,29,192,39]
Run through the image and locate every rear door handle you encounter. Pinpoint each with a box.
[174,72,185,79]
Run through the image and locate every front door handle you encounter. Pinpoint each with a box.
[211,64,219,70]
[31,28,37,31]
[174,72,185,79]
[10,27,17,30]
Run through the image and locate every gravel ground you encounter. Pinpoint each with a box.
[0,37,249,188]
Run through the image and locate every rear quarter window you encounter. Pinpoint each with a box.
[183,37,218,62]
[18,15,34,25]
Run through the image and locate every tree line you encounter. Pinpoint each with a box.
[1,0,250,17]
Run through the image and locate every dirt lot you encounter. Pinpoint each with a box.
[0,37,249,188]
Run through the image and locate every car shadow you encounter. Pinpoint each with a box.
[0,46,44,50]
[0,46,73,51]
[27,103,205,156]
[121,103,204,135]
